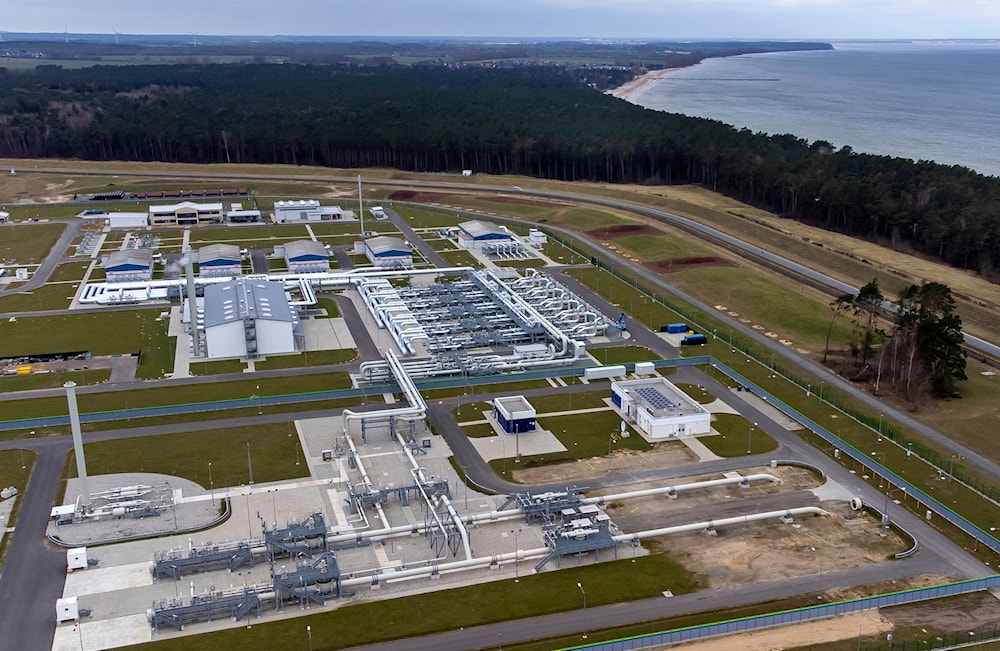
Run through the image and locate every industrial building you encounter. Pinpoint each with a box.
[148,202,224,226]
[203,278,299,359]
[457,220,512,249]
[225,209,262,223]
[282,240,330,274]
[492,396,537,434]
[273,200,344,223]
[364,236,412,269]
[197,244,242,278]
[106,212,149,229]
[103,249,154,284]
[611,377,710,439]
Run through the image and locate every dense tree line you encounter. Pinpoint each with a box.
[0,63,997,275]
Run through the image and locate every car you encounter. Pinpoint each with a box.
[513,186,523,192]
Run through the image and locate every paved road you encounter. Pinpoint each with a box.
[385,206,450,268]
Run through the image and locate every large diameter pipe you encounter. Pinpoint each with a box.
[327,508,523,546]
[613,507,828,543]
[585,474,779,505]
[339,546,550,589]
[343,432,391,530]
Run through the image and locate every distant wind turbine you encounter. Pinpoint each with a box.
[113,29,119,45]
[64,27,68,44]
[190,32,199,47]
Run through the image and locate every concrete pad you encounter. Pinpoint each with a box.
[811,478,860,502]
[730,390,805,431]
[64,562,153,598]
[703,398,740,415]
[470,429,567,462]
[52,614,150,651]
[681,436,723,462]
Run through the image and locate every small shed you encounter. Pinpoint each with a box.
[492,395,537,434]
[56,596,79,623]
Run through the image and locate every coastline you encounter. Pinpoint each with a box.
[606,67,687,105]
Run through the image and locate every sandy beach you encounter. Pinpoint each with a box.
[606,67,684,104]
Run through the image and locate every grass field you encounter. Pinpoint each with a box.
[46,262,91,283]
[67,422,308,488]
[612,233,710,261]
[439,249,482,268]
[0,222,65,264]
[0,369,111,391]
[0,282,76,312]
[254,349,357,370]
[590,345,663,365]
[701,414,779,457]
[541,240,588,264]
[0,309,163,358]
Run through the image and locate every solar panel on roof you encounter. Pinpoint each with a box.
[636,386,675,409]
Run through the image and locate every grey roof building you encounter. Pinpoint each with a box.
[284,240,330,274]
[203,278,299,359]
[104,249,154,283]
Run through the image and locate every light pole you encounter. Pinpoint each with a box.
[246,442,254,485]
[747,422,756,455]
[513,528,521,582]
[502,435,506,476]
[577,582,587,638]
[19,447,25,470]
[256,384,262,415]
[882,486,906,537]
[208,461,214,506]
[269,488,278,527]
[878,413,884,441]
[307,625,312,651]
[245,492,253,540]
[819,380,825,402]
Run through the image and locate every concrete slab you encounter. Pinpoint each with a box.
[52,614,150,651]
[470,429,567,462]
[730,390,806,431]
[811,478,860,503]
[301,317,355,351]
[64,562,153,598]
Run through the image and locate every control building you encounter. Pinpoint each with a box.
[148,202,224,226]
[610,377,710,439]
[492,395,537,434]
[103,249,154,283]
[456,220,512,250]
[364,236,412,269]
[273,200,344,223]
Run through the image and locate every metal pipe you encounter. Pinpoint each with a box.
[339,546,551,588]
[584,474,779,505]
[612,507,828,543]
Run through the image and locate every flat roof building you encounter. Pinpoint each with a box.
[364,236,412,269]
[203,278,299,359]
[106,212,149,229]
[457,220,512,249]
[611,377,710,440]
[103,249,154,284]
[283,240,330,274]
[492,395,537,434]
[198,243,242,278]
[273,200,344,223]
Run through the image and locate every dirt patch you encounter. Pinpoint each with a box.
[587,223,661,238]
[653,611,890,651]
[886,590,1000,633]
[482,194,570,207]
[647,256,737,273]
[387,190,452,202]
[511,444,697,484]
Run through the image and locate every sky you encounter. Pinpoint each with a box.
[3,0,1000,40]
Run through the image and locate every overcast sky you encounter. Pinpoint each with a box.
[4,0,1000,40]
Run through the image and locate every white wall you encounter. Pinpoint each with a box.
[256,318,295,356]
[205,320,247,359]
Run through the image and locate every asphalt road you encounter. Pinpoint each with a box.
[0,219,80,298]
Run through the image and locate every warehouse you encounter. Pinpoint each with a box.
[492,395,537,434]
[103,249,154,284]
[148,202,224,226]
[203,278,299,359]
[273,200,344,223]
[197,244,242,278]
[283,240,330,274]
[610,377,710,439]
[364,236,412,269]
[456,220,512,250]
[106,212,149,229]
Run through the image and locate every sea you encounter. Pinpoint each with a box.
[633,41,1000,178]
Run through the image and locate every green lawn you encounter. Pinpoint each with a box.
[314,297,341,318]
[700,413,779,457]
[393,204,465,229]
[0,283,76,311]
[68,422,308,489]
[591,346,662,365]
[556,207,629,229]
[493,259,544,269]
[188,225,311,242]
[439,249,482,268]
[118,554,696,651]
[0,368,111,391]
[612,233,710,261]
[254,349,357,370]
[188,359,246,376]
[673,383,716,405]
[541,240,588,265]
[0,309,164,359]
[0,222,65,263]
[46,262,92,283]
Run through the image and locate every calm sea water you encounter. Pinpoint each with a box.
[634,41,1000,177]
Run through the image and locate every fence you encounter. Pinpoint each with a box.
[559,575,1000,651]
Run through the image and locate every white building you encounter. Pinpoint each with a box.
[203,278,299,359]
[148,202,224,226]
[103,249,154,284]
[610,377,710,439]
[197,243,242,278]
[273,200,344,223]
[106,212,149,229]
[456,220,512,250]
[282,240,330,274]
[364,236,412,269]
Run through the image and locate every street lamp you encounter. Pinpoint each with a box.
[208,461,214,506]
[256,384,262,415]
[878,413,884,441]
[577,582,587,638]
[747,422,757,455]
[246,442,254,485]
[513,528,521,582]
[882,486,906,537]
[307,625,312,651]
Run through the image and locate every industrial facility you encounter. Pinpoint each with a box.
[202,278,300,359]
[148,202,225,226]
[272,200,347,223]
[363,236,413,269]
[611,377,711,439]
[280,240,330,274]
[197,244,242,278]
[102,249,154,284]
[456,220,513,249]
